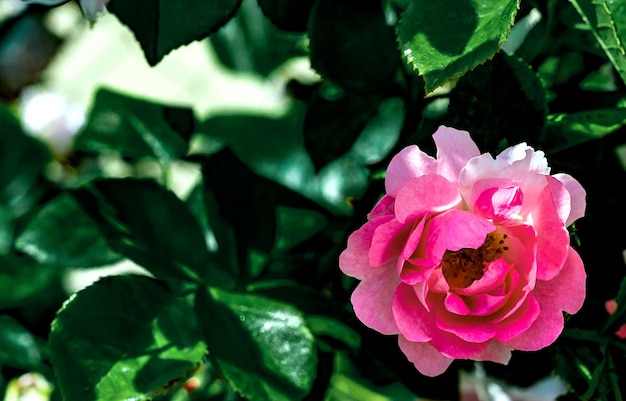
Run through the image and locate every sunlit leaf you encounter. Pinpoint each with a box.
[568,0,626,87]
[195,287,317,401]
[50,275,207,401]
[15,193,121,268]
[397,0,520,93]
[108,0,242,65]
[544,107,626,153]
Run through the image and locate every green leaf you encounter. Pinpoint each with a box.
[108,0,242,66]
[15,193,121,268]
[303,91,382,171]
[0,315,44,370]
[72,178,233,288]
[195,287,317,401]
[568,0,626,87]
[0,105,51,252]
[397,0,521,93]
[209,0,308,76]
[74,88,194,163]
[202,148,325,255]
[50,275,207,401]
[543,107,626,153]
[0,253,58,310]
[257,0,316,32]
[308,0,400,92]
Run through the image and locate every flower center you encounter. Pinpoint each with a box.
[441,233,509,288]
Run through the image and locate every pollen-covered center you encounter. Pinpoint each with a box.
[441,233,509,288]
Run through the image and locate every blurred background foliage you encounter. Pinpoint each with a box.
[1,0,626,400]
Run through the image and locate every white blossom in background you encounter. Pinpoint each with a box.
[20,87,86,157]
[22,0,108,22]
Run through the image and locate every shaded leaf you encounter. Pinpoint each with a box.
[568,0,626,87]
[0,315,44,370]
[397,0,520,93]
[303,91,382,170]
[0,253,58,310]
[15,193,121,268]
[72,178,233,288]
[257,0,316,32]
[108,0,242,66]
[195,287,317,401]
[309,0,400,92]
[74,88,194,163]
[49,275,207,401]
[447,52,547,151]
[202,148,324,255]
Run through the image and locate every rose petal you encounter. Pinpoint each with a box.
[494,294,540,341]
[394,174,462,223]
[503,248,585,350]
[553,173,586,226]
[546,175,572,229]
[369,217,411,266]
[351,266,401,335]
[530,183,569,281]
[339,215,392,279]
[433,126,481,183]
[385,145,438,197]
[368,194,395,219]
[415,210,495,265]
[472,341,512,364]
[398,336,453,377]
[435,308,497,343]
[392,284,432,341]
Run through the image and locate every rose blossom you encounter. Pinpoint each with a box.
[339,126,586,376]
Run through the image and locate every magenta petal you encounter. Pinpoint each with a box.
[385,145,438,197]
[503,249,585,350]
[553,173,586,226]
[433,126,481,183]
[392,284,432,341]
[394,175,462,223]
[369,217,411,266]
[398,336,453,377]
[531,184,569,281]
[351,267,401,335]
[474,185,523,222]
[435,309,497,343]
[494,294,540,341]
[368,195,395,219]
[418,210,495,263]
[472,341,512,365]
[339,215,391,279]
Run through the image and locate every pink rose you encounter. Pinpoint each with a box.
[339,126,587,376]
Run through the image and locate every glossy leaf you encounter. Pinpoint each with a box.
[0,315,44,370]
[397,0,520,93]
[15,193,121,268]
[50,275,207,401]
[108,0,242,66]
[309,0,400,92]
[195,287,317,401]
[568,0,626,87]
[544,108,626,153]
[72,178,233,288]
[74,88,194,163]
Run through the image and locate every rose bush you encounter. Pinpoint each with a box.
[339,126,587,376]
